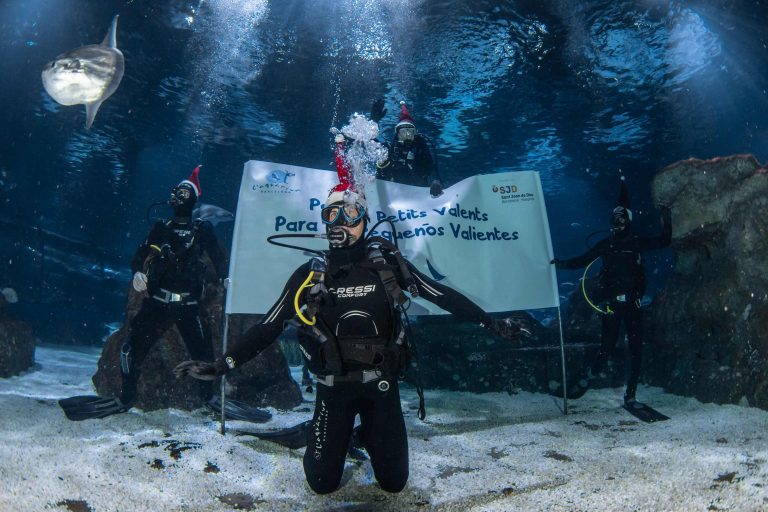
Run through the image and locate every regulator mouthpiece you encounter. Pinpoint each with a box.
[327,227,349,248]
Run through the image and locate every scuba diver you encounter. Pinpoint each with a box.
[59,166,229,421]
[174,134,528,494]
[371,98,444,198]
[551,178,671,407]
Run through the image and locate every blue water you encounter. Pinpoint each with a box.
[1,0,767,343]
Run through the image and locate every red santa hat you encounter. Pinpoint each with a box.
[178,165,202,198]
[395,100,415,131]
[326,140,366,207]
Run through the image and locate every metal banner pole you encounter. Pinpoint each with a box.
[556,305,568,415]
[219,313,230,435]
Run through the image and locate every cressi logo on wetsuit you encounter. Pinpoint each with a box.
[328,284,377,298]
[171,227,194,247]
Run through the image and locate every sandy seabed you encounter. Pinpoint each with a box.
[0,345,766,512]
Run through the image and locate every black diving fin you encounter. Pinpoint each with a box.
[59,395,128,421]
[207,395,272,423]
[236,420,312,449]
[236,421,368,460]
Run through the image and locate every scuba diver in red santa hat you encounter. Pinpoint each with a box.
[59,166,228,421]
[371,99,444,198]
[174,137,530,494]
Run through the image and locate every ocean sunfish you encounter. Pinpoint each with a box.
[41,15,125,129]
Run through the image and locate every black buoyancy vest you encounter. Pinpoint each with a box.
[599,237,645,300]
[298,238,413,377]
[147,220,207,295]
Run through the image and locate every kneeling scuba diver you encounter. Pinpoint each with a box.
[174,136,531,494]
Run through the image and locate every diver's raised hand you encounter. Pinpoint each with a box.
[173,360,219,381]
[429,180,444,198]
[370,97,387,123]
[132,272,148,292]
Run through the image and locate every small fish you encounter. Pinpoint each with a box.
[41,15,125,129]
[1,287,18,304]
[103,321,122,335]
[560,282,575,288]
[570,222,582,228]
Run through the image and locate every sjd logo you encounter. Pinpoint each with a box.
[493,184,517,194]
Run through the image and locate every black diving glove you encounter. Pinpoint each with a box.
[173,360,222,381]
[370,97,387,123]
[429,179,444,198]
[485,316,533,342]
[160,244,177,266]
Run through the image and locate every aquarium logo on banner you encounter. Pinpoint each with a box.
[227,160,558,315]
[251,168,301,194]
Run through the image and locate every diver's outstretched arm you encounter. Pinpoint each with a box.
[402,259,531,342]
[175,262,311,380]
[552,238,608,269]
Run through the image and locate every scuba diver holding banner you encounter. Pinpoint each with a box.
[174,132,530,494]
[371,99,444,198]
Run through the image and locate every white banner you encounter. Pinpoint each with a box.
[225,160,558,315]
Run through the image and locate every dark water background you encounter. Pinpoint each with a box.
[1,0,767,344]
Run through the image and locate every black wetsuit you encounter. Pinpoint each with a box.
[376,134,439,187]
[555,220,671,399]
[121,218,227,405]
[219,240,491,494]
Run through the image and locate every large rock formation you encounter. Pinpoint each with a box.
[647,154,768,409]
[0,293,35,378]
[93,281,302,412]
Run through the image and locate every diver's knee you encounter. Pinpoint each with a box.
[305,473,342,495]
[377,473,408,493]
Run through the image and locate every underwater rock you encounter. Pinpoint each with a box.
[93,277,302,412]
[645,154,768,410]
[0,291,35,378]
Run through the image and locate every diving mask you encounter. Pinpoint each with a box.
[169,184,194,207]
[321,202,367,227]
[397,126,416,143]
